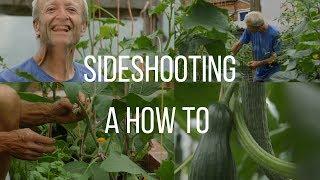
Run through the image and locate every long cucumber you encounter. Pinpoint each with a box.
[234,111,297,178]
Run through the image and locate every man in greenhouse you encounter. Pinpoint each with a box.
[0,0,93,82]
[232,11,281,82]
[0,85,85,179]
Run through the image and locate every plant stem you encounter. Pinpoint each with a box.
[80,123,89,160]
[94,4,117,19]
[105,134,113,152]
[76,48,83,58]
[127,0,134,37]
[84,157,100,174]
[116,0,120,55]
[164,2,174,51]
[221,83,238,105]
[175,111,200,140]
[218,83,225,101]
[160,83,164,145]
[174,154,193,174]
[123,82,129,155]
[48,83,57,138]
[79,102,99,147]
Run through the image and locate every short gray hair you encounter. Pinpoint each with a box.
[32,0,89,21]
[244,11,265,27]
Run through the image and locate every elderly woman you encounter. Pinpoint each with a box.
[232,11,281,82]
[0,0,92,82]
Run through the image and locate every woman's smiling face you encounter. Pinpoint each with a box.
[33,0,87,47]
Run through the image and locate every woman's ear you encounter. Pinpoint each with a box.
[33,19,40,38]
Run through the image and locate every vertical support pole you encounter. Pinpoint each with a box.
[250,0,261,11]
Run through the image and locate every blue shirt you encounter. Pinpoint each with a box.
[240,25,281,81]
[0,58,93,82]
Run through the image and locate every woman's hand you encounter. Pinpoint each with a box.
[3,128,55,160]
[50,93,87,124]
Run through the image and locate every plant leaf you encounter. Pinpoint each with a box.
[63,83,82,104]
[100,152,146,175]
[155,160,174,180]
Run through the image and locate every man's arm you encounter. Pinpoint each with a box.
[260,53,277,65]
[231,41,243,56]
[233,29,250,56]
[248,53,277,69]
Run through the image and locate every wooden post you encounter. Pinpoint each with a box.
[141,1,159,35]
[250,0,261,11]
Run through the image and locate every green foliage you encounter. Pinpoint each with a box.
[95,17,125,26]
[100,152,147,175]
[76,40,89,50]
[149,0,174,16]
[10,82,174,179]
[0,55,7,70]
[28,161,72,180]
[132,36,156,51]
[15,70,39,82]
[63,83,81,104]
[175,0,231,82]
[155,160,174,180]
[99,25,117,40]
[10,140,76,180]
[232,44,254,81]
[273,0,320,81]
[181,0,229,35]
[174,83,221,140]
[18,92,52,102]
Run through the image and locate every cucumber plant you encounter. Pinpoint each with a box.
[174,83,298,180]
